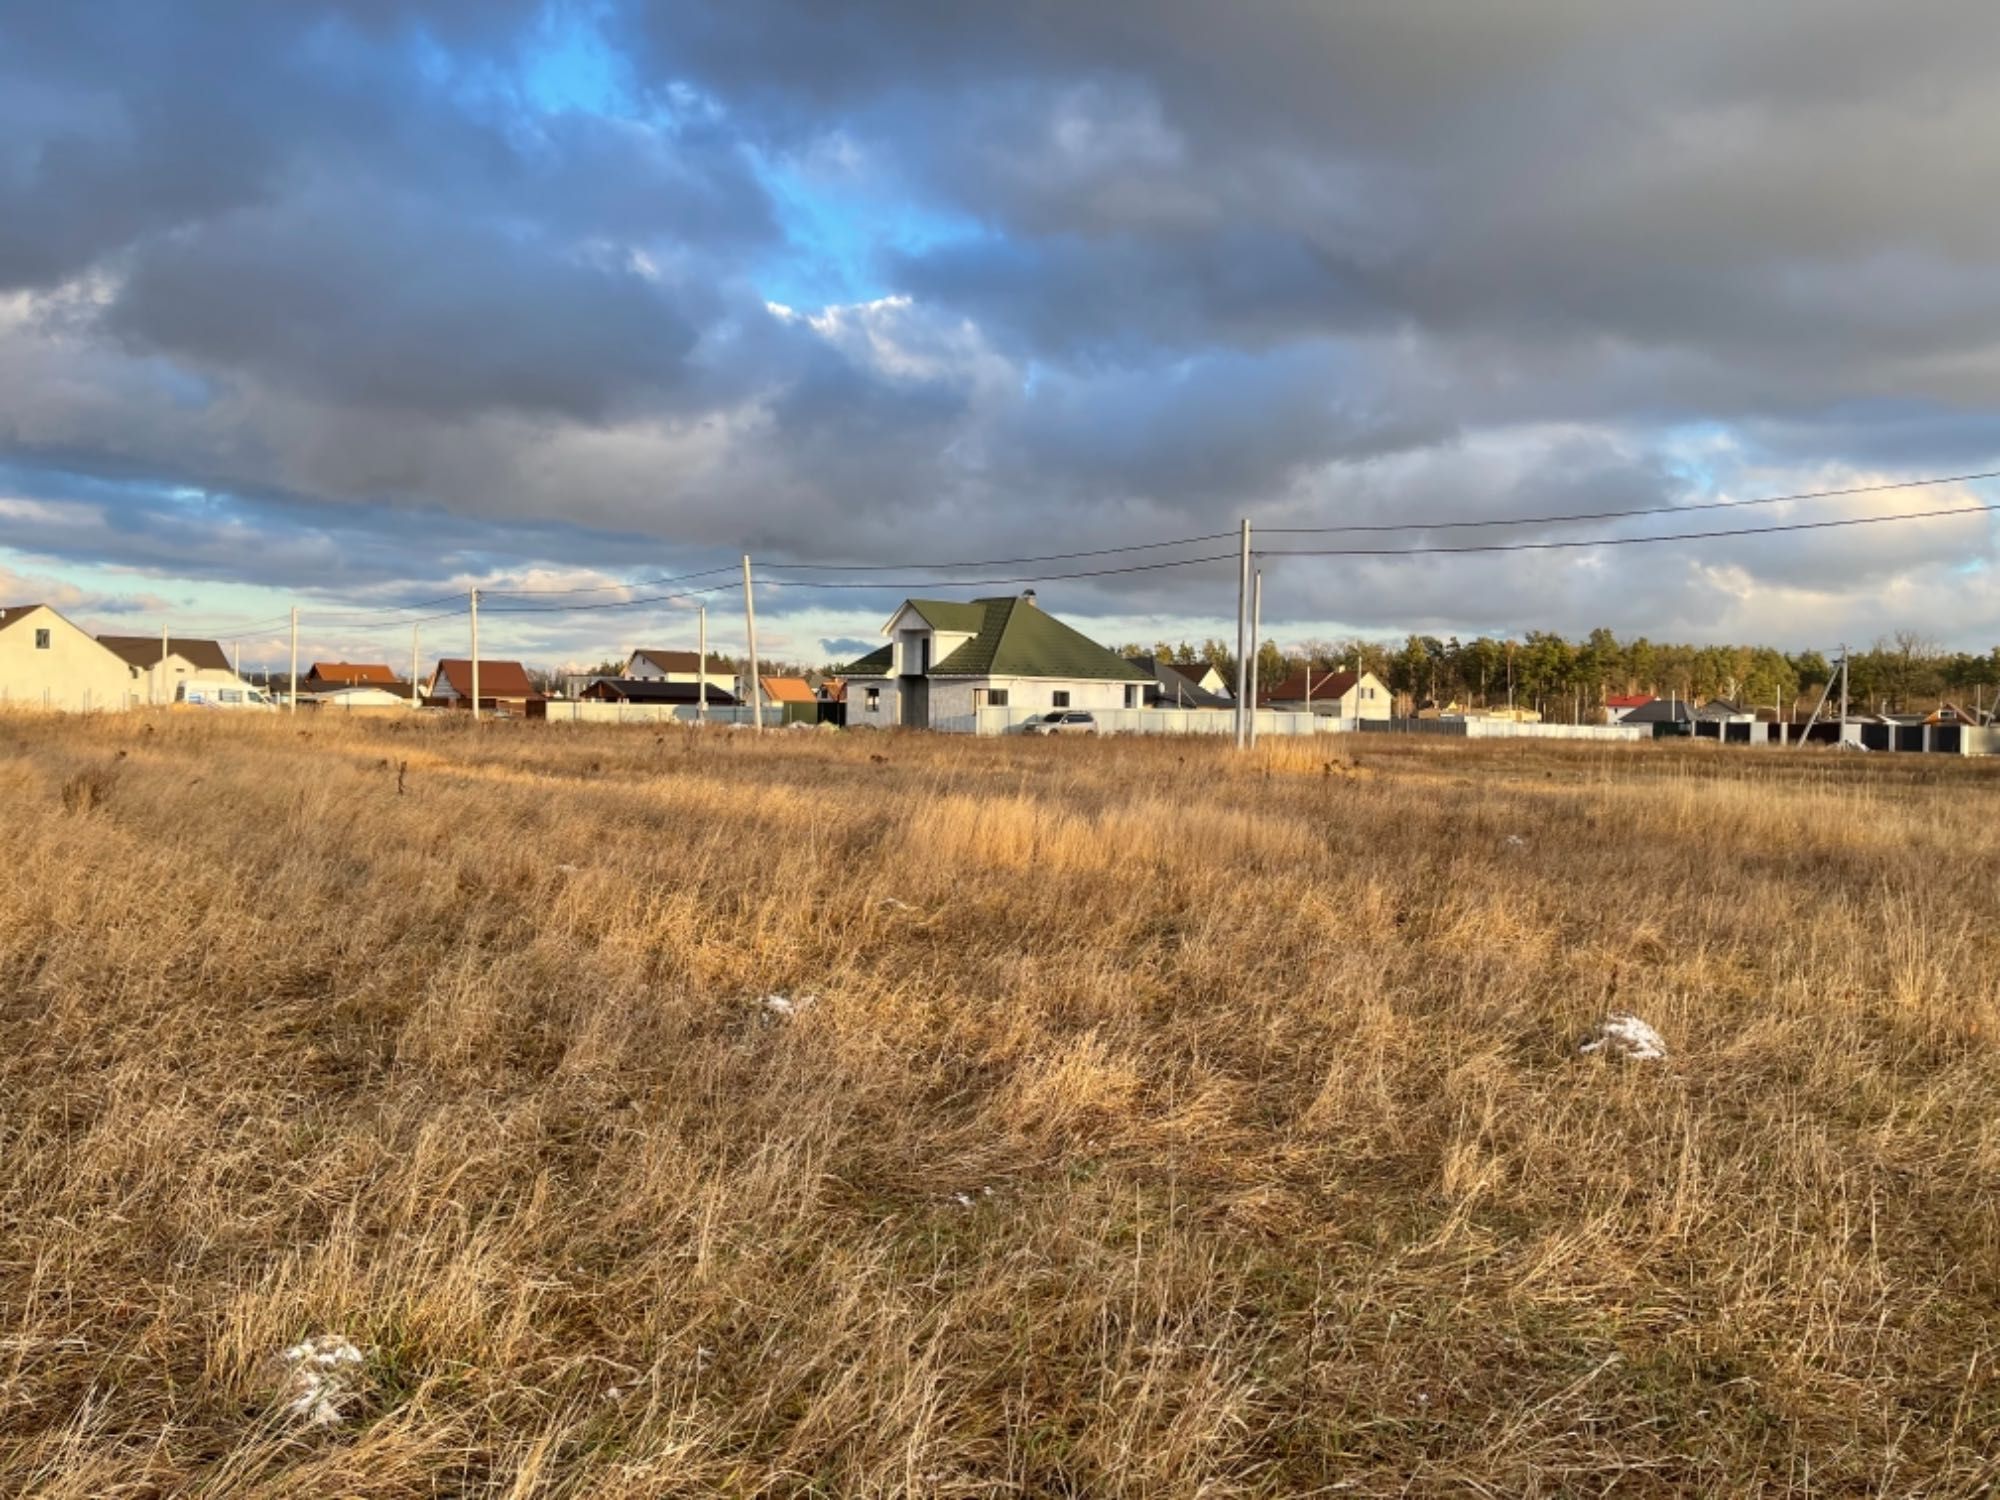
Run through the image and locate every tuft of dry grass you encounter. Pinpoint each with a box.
[2,711,1999,1495]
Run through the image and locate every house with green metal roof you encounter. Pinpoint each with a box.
[842,592,1151,731]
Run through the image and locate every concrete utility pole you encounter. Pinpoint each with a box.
[698,602,709,722]
[160,622,169,706]
[411,623,420,711]
[288,608,298,714]
[470,587,481,721]
[1838,643,1849,728]
[1247,568,1263,747]
[742,554,762,732]
[1234,518,1251,748]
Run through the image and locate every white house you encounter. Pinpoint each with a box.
[624,649,734,694]
[843,593,1151,731]
[0,604,140,712]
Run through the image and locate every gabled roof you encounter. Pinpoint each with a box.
[759,675,817,704]
[933,597,1148,680]
[1260,669,1358,705]
[0,603,52,634]
[628,648,731,674]
[308,662,396,685]
[901,600,988,634]
[1605,694,1654,709]
[98,634,232,673]
[429,658,541,699]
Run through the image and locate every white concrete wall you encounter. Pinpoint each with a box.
[0,607,138,712]
[848,676,898,725]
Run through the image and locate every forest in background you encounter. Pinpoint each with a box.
[1117,630,2000,719]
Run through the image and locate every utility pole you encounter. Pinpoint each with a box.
[470,592,482,724]
[742,554,763,732]
[288,608,298,714]
[160,622,169,707]
[233,641,240,682]
[698,602,709,722]
[411,623,420,711]
[1247,568,1263,747]
[1838,643,1849,728]
[1234,518,1251,748]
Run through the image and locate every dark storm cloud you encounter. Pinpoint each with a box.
[6,0,2000,651]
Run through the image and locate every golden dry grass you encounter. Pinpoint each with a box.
[3,712,1999,1496]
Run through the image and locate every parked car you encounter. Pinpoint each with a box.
[1023,710,1098,736]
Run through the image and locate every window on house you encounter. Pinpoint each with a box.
[987,689,1009,707]
[1123,684,1137,708]
[1052,690,1071,708]
[34,629,49,649]
[865,686,881,711]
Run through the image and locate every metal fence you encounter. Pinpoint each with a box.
[1360,718,1652,743]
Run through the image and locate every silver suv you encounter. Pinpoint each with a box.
[1024,710,1097,735]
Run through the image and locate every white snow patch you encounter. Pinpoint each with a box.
[276,1334,365,1427]
[761,993,817,1019]
[1503,834,1529,847]
[1579,1014,1668,1062]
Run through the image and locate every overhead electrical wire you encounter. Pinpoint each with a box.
[1259,468,2000,534]
[1256,501,2000,557]
[757,531,1237,572]
[479,564,741,598]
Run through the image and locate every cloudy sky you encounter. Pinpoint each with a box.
[5,0,2000,671]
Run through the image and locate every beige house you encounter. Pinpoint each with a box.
[0,604,142,712]
[1258,668,1393,721]
[98,634,250,706]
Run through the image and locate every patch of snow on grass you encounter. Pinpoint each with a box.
[1580,1014,1668,1062]
[276,1334,365,1427]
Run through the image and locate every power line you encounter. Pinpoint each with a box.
[480,580,743,615]
[1256,501,2000,557]
[758,531,1237,572]
[480,564,740,598]
[753,551,1240,590]
[1260,468,2000,535]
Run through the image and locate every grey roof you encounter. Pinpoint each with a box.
[1620,698,1693,724]
[1128,654,1231,709]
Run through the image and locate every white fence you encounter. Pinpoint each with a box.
[944,706,1358,737]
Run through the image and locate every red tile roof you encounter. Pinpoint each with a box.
[1606,694,1655,709]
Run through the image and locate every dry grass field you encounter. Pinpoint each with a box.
[4,712,2000,1496]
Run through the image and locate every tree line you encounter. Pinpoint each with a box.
[1118,630,2000,719]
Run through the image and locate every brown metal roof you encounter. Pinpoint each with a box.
[759,675,817,704]
[0,603,49,634]
[630,649,731,674]
[308,662,396,685]
[98,634,232,673]
[1259,669,1357,705]
[430,658,541,699]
